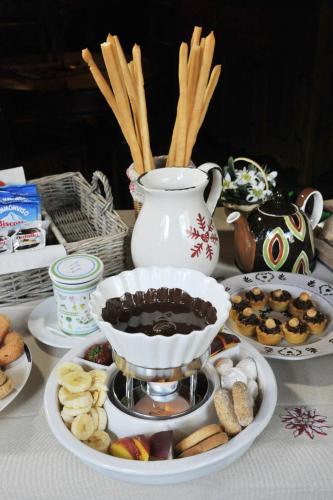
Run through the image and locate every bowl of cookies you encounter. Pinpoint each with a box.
[222,271,333,360]
[44,329,277,484]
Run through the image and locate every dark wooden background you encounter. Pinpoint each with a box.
[1,0,332,207]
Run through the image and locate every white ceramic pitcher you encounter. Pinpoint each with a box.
[131,164,223,275]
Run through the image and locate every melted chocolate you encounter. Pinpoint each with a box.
[293,297,313,310]
[270,290,291,302]
[286,320,308,333]
[102,287,217,337]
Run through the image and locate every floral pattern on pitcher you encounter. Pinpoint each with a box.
[186,213,219,261]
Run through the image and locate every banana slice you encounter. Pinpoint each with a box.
[71,413,95,441]
[57,363,83,386]
[96,407,107,430]
[89,408,99,431]
[60,408,74,424]
[89,370,107,391]
[62,371,92,393]
[95,390,107,407]
[85,430,111,452]
[62,404,92,417]
[59,388,93,409]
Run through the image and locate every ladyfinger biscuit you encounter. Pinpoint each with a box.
[178,431,228,458]
[232,381,253,427]
[175,423,222,454]
[0,377,13,400]
[214,388,241,435]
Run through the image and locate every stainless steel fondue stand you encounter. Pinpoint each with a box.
[109,348,214,420]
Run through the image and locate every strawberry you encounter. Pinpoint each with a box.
[84,342,112,365]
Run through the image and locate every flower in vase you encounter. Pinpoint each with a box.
[267,170,278,187]
[236,167,258,186]
[246,181,272,203]
[222,173,236,190]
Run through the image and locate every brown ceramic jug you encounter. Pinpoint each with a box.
[227,189,323,274]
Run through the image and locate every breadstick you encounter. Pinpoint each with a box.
[101,42,144,173]
[113,36,142,150]
[214,388,241,436]
[199,64,221,128]
[191,26,202,47]
[132,44,154,171]
[232,382,253,427]
[185,31,215,166]
[166,112,178,166]
[175,42,188,167]
[82,48,120,125]
[187,45,201,124]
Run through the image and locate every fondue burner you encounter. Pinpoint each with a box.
[110,348,212,420]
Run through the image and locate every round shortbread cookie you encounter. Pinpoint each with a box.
[175,424,222,454]
[178,431,229,458]
[0,369,6,386]
[0,376,13,400]
[0,315,11,342]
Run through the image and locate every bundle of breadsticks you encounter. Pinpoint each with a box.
[82,35,154,174]
[82,26,221,174]
[166,27,221,167]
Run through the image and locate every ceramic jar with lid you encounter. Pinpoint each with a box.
[49,254,104,335]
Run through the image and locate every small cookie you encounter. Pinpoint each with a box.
[232,381,253,427]
[289,292,313,319]
[178,431,228,458]
[175,424,222,454]
[221,367,247,390]
[282,317,309,345]
[303,308,327,334]
[256,318,282,346]
[235,307,258,336]
[0,315,11,342]
[0,332,24,365]
[214,388,242,436]
[0,376,13,400]
[268,289,291,312]
[236,357,257,380]
[0,368,6,386]
[229,295,250,321]
[215,357,233,376]
[245,288,267,310]
[247,378,259,406]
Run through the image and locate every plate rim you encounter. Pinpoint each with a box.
[0,343,32,412]
[220,271,333,361]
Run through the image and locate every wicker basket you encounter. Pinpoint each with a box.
[0,171,128,306]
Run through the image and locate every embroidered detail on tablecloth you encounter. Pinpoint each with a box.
[280,407,332,439]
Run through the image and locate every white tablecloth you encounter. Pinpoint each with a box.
[1,216,333,500]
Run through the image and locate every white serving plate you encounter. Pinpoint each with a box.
[221,271,333,360]
[44,331,277,485]
[28,296,99,349]
[0,344,32,412]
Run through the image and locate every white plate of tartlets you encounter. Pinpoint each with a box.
[221,271,333,360]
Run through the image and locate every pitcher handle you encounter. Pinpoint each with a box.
[198,163,222,215]
[296,188,323,229]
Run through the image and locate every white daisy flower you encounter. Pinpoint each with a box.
[222,173,236,190]
[236,167,258,186]
[246,181,272,203]
[266,170,278,187]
